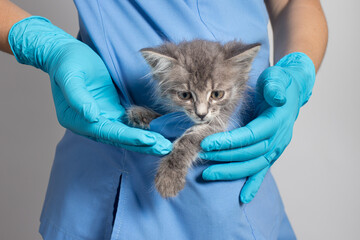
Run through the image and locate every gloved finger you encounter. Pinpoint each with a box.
[118,143,172,156]
[240,166,270,203]
[95,131,173,156]
[257,66,291,107]
[199,139,270,162]
[202,156,269,181]
[55,74,100,122]
[92,116,160,146]
[201,114,277,151]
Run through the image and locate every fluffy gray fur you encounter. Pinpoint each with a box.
[127,39,260,198]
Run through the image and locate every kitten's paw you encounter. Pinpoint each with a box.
[155,170,186,198]
[126,106,161,129]
[155,158,186,198]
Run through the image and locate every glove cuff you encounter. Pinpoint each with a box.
[275,52,316,106]
[8,16,75,72]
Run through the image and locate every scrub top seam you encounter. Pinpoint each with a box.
[242,207,257,240]
[112,150,128,240]
[95,0,132,107]
[196,0,217,40]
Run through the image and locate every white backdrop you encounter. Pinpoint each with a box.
[0,1,359,239]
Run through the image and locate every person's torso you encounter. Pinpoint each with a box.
[39,2,295,240]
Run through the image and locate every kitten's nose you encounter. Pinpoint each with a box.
[195,103,208,120]
[196,113,207,120]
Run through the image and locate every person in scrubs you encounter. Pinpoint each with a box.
[0,0,328,239]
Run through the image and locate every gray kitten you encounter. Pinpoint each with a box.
[127,40,260,198]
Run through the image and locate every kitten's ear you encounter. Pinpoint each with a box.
[224,43,261,71]
[140,47,177,75]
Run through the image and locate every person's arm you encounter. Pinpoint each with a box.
[267,0,328,70]
[0,0,30,53]
[200,0,328,203]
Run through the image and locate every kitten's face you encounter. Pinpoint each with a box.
[165,67,239,124]
[172,88,228,124]
[141,40,260,124]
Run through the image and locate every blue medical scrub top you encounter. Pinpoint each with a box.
[39,1,296,239]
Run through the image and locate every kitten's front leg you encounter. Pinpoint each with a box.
[155,124,220,198]
[126,106,162,129]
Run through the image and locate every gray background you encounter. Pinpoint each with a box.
[0,0,359,239]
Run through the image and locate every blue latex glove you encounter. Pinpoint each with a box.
[8,16,172,155]
[200,52,316,203]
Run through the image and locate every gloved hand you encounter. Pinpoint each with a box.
[200,52,316,203]
[8,16,172,155]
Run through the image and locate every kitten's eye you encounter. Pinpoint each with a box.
[211,90,225,100]
[177,91,192,100]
